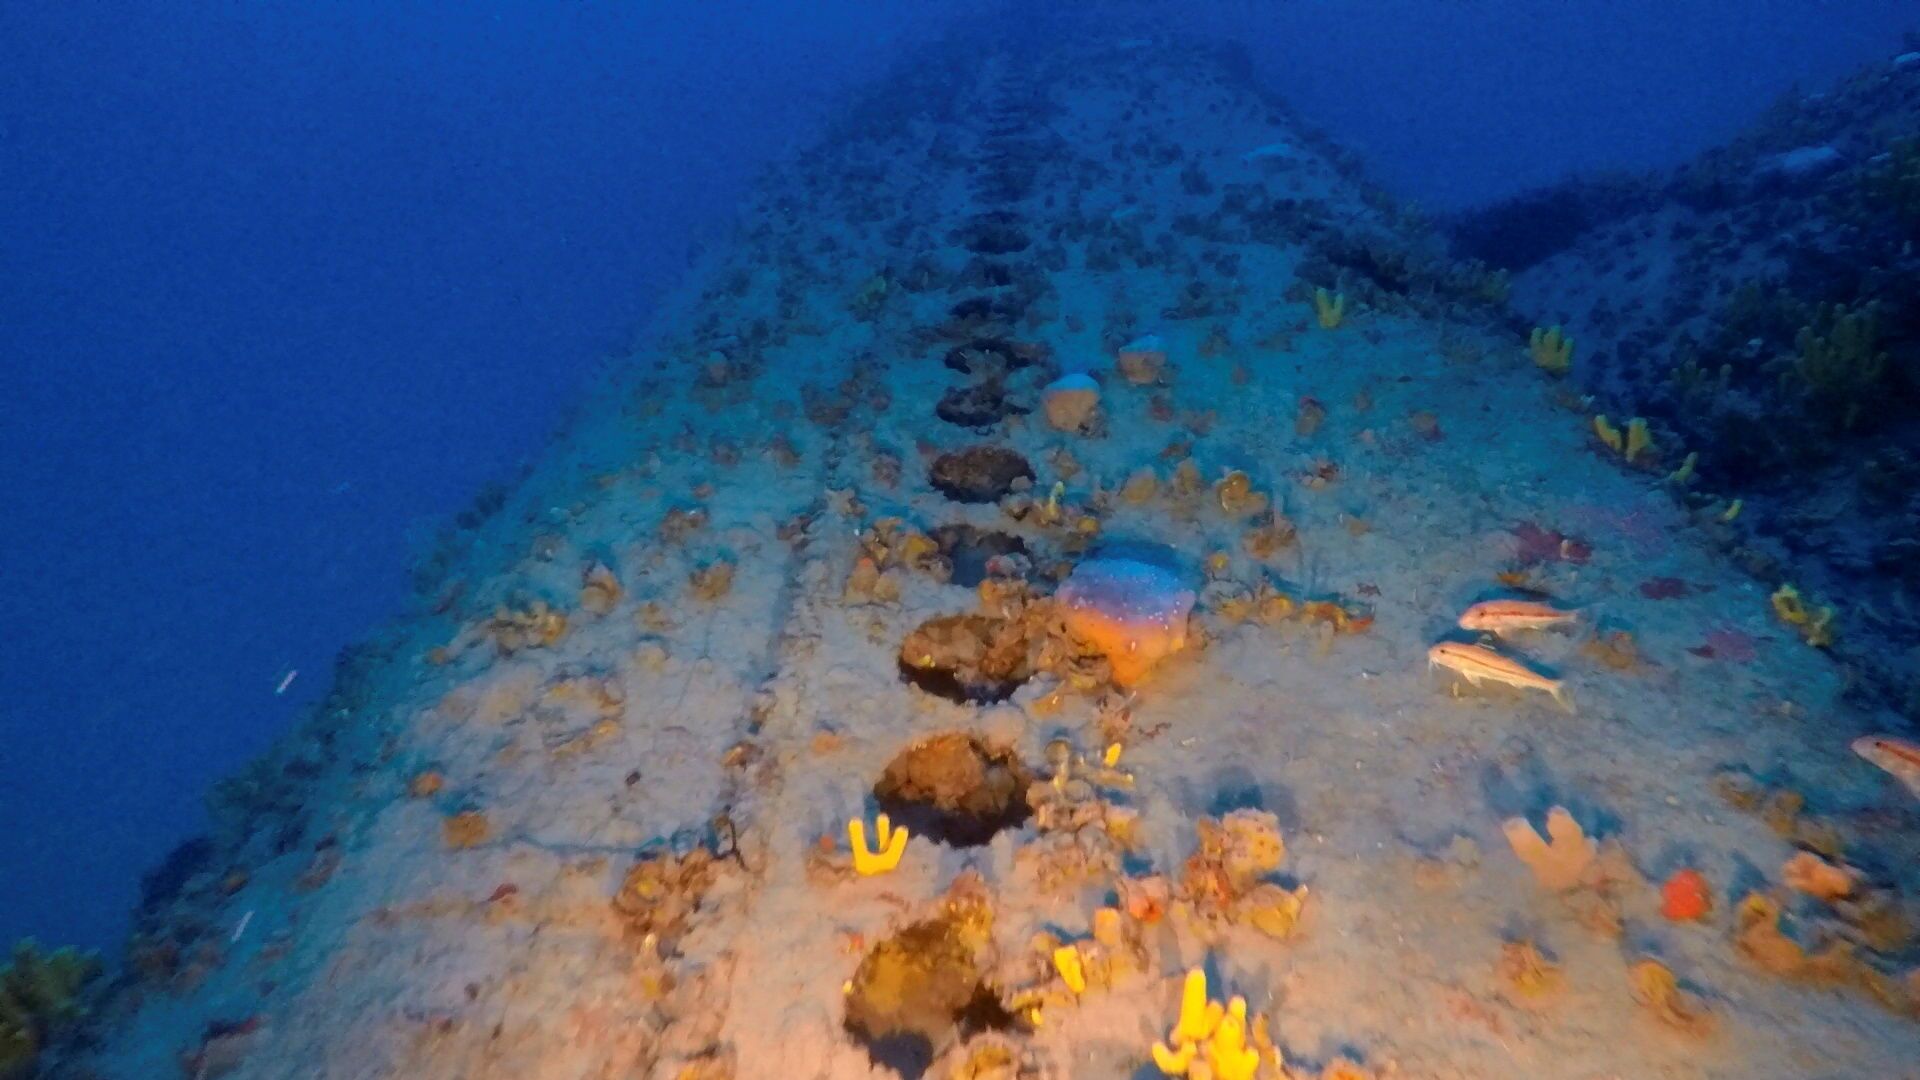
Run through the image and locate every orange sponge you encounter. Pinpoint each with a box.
[1660,868,1712,922]
[1056,558,1195,686]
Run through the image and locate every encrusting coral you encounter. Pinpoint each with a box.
[1011,737,1143,903]
[482,600,568,654]
[689,560,735,601]
[849,271,890,320]
[578,562,623,616]
[1213,471,1269,518]
[442,810,491,850]
[1117,334,1168,385]
[612,847,721,957]
[1175,810,1308,943]
[1497,940,1563,1002]
[1008,900,1152,1025]
[932,1031,1051,1079]
[1628,959,1714,1037]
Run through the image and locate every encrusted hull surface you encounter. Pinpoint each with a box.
[65,24,1920,1080]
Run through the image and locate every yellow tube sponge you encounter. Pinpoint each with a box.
[1667,451,1697,485]
[1625,418,1653,463]
[1769,584,1835,648]
[1151,1040,1196,1076]
[1805,606,1836,649]
[1312,287,1346,330]
[1593,415,1623,453]
[1206,1001,1261,1080]
[1770,584,1808,625]
[1529,325,1574,375]
[1172,968,1221,1043]
[848,813,909,876]
[1153,968,1230,1076]
[1052,945,1086,995]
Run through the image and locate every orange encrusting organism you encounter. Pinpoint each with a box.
[1660,868,1713,922]
[1057,558,1196,688]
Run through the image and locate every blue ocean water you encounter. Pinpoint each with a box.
[0,0,962,953]
[0,0,1909,972]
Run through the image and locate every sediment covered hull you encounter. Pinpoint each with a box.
[65,24,1919,1080]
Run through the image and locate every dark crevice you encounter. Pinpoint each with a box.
[872,733,1034,847]
[928,525,1027,588]
[898,613,1034,703]
[929,446,1034,502]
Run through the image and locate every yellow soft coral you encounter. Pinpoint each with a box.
[849,813,909,876]
[1529,325,1573,375]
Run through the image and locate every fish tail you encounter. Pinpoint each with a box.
[1552,683,1575,714]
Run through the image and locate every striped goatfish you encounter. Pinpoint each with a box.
[1428,641,1571,710]
[1458,599,1578,635]
[1852,734,1920,799]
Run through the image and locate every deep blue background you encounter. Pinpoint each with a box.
[2,1,1911,953]
[1212,0,1916,209]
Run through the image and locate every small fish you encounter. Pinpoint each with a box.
[1428,641,1570,710]
[1458,599,1579,635]
[1852,734,1920,798]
